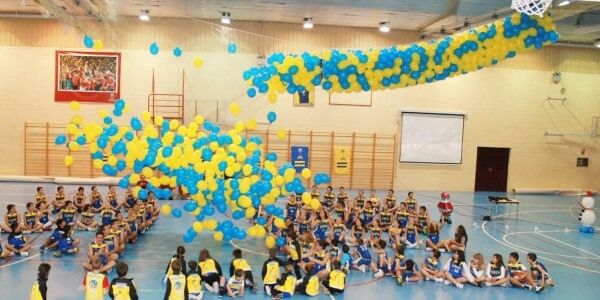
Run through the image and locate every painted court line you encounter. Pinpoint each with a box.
[535,231,600,259]
[502,230,600,260]
[0,253,41,268]
[482,209,600,274]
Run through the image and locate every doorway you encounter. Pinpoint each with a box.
[475,147,510,192]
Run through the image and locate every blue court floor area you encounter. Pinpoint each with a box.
[0,181,599,300]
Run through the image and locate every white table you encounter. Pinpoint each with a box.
[488,197,520,218]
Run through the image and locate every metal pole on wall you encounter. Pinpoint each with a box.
[329,132,335,184]
[308,131,313,187]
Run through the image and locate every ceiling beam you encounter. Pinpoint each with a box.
[417,0,460,31]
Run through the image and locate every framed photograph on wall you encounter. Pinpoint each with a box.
[55,51,121,103]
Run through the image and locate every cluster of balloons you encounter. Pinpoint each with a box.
[578,192,596,234]
[55,100,331,244]
[242,13,558,97]
[148,42,204,69]
[83,34,104,50]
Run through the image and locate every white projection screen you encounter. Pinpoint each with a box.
[400,112,465,164]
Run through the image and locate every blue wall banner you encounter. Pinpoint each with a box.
[291,146,309,172]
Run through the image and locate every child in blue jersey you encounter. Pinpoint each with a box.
[391,245,407,282]
[6,224,32,256]
[59,201,77,227]
[421,250,444,282]
[330,218,347,245]
[403,217,420,249]
[401,259,422,284]
[360,201,375,225]
[36,201,54,231]
[352,238,373,273]
[443,250,474,289]
[306,240,330,279]
[425,222,441,251]
[40,218,65,253]
[285,194,299,222]
[527,253,554,291]
[312,209,331,242]
[373,240,391,278]
[54,225,80,257]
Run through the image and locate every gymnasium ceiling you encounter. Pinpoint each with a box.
[1,0,599,46]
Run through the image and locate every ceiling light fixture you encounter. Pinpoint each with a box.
[221,12,231,24]
[379,21,390,33]
[594,39,600,48]
[139,9,150,21]
[557,0,571,7]
[303,17,313,29]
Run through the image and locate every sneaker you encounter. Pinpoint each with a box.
[444,280,451,286]
[374,270,384,278]
[535,285,544,293]
[87,227,96,232]
[523,284,532,290]
[434,277,444,283]
[40,246,46,254]
[484,282,492,287]
[456,283,464,289]
[20,251,29,257]
[426,276,433,281]
[397,275,405,286]
[502,282,510,288]
[426,247,432,251]
[359,265,366,273]
[439,248,446,253]
[53,252,63,257]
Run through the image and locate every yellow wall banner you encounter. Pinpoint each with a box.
[334,147,351,175]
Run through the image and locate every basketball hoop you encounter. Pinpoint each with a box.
[511,0,552,17]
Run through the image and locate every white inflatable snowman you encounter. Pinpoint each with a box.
[578,191,596,233]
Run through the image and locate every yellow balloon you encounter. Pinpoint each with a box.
[203,219,218,231]
[68,142,80,152]
[214,231,224,241]
[154,115,164,126]
[301,168,312,179]
[141,111,152,122]
[193,221,204,233]
[247,226,257,237]
[93,159,103,169]
[107,155,117,166]
[169,120,180,130]
[276,129,287,141]
[274,218,285,229]
[70,115,84,125]
[255,225,266,237]
[161,204,172,216]
[229,102,241,116]
[246,119,257,130]
[193,57,203,69]
[141,167,154,178]
[275,176,284,186]
[267,92,278,104]
[302,192,311,204]
[242,164,252,176]
[310,198,321,210]
[194,115,205,125]
[234,121,245,132]
[129,173,141,184]
[245,207,256,219]
[69,101,81,111]
[93,39,104,50]
[64,155,74,166]
[238,196,251,208]
[265,235,276,249]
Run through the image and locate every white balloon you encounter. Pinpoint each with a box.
[581,211,596,226]
[581,197,595,209]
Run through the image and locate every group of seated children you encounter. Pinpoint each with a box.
[0,185,159,263]
[248,187,554,295]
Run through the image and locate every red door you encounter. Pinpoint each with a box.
[475,147,510,192]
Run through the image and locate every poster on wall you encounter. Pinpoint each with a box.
[334,146,351,174]
[293,90,314,106]
[55,51,121,103]
[291,146,309,172]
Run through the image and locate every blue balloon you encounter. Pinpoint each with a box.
[232,210,245,220]
[55,135,67,145]
[265,205,276,215]
[228,42,237,54]
[267,111,277,124]
[139,189,148,200]
[162,146,173,158]
[103,116,113,125]
[183,201,198,212]
[247,88,257,98]
[289,65,299,74]
[113,109,123,117]
[130,117,142,131]
[118,178,129,189]
[276,236,286,247]
[195,213,205,221]
[256,216,267,225]
[76,135,86,145]
[116,160,126,171]
[83,35,94,48]
[204,205,215,216]
[172,208,183,218]
[266,152,277,161]
[234,229,247,240]
[183,233,194,243]
[163,188,173,199]
[173,47,183,57]
[149,42,160,55]
[217,203,227,213]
